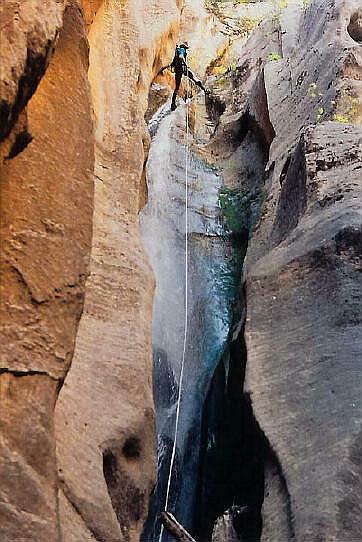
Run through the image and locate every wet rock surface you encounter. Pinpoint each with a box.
[141,96,244,540]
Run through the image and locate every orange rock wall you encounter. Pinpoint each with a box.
[0,1,180,540]
[0,3,93,540]
[56,1,180,539]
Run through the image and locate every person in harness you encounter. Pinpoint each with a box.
[159,42,206,111]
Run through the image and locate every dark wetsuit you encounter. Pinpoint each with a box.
[161,46,205,110]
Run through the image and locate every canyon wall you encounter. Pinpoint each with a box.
[198,0,362,540]
[1,1,180,541]
[0,2,93,540]
[1,1,361,541]
[55,2,180,541]
[244,2,362,541]
[142,1,362,541]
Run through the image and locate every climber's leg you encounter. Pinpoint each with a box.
[186,68,205,92]
[172,71,182,111]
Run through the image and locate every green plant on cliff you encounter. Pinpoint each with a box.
[333,114,350,124]
[308,82,318,98]
[268,51,282,62]
[229,60,238,71]
[215,76,227,89]
[316,107,325,122]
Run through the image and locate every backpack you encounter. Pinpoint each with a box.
[176,45,187,61]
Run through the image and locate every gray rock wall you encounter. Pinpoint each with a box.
[142,1,361,541]
[243,2,362,541]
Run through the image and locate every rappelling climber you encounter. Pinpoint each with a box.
[159,42,207,111]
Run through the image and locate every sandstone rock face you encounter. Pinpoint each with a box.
[248,122,362,542]
[0,3,93,540]
[54,2,180,542]
[142,1,361,541]
[243,1,362,541]
[1,0,180,541]
[0,0,65,141]
[1,1,361,541]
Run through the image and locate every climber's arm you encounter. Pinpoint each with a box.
[158,63,171,75]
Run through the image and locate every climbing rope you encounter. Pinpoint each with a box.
[159,68,190,542]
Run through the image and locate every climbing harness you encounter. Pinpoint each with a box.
[159,68,191,542]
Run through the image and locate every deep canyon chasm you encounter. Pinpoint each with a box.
[0,1,361,542]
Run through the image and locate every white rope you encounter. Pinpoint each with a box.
[159,67,190,542]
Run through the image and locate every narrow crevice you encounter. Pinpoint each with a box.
[192,83,282,539]
[205,93,226,128]
[193,285,268,542]
[206,68,275,162]
[279,156,292,186]
[0,367,58,382]
[194,318,295,542]
[141,56,278,541]
[272,136,307,245]
[234,111,273,160]
[194,323,250,541]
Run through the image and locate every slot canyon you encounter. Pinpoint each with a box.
[1,1,361,542]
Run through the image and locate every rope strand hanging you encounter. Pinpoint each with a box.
[159,68,190,542]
